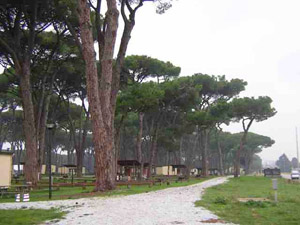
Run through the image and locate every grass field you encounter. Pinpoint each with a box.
[0,209,65,225]
[195,176,300,225]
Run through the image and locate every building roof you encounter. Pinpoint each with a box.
[118,160,141,166]
[171,164,187,169]
[64,164,77,168]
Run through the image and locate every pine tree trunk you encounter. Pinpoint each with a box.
[78,0,119,191]
[78,0,107,190]
[200,129,209,177]
[76,145,83,177]
[234,133,247,177]
[19,63,38,186]
[216,131,224,176]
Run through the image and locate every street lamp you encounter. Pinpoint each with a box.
[46,123,55,199]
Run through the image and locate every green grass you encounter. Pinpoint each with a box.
[195,176,300,225]
[0,209,65,225]
[1,176,211,203]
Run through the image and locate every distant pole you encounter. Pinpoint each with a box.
[296,127,299,168]
[46,123,55,199]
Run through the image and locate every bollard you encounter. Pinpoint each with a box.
[272,179,278,202]
[15,194,20,202]
[23,193,30,202]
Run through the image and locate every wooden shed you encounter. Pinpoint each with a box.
[156,166,178,176]
[41,164,56,174]
[0,151,13,186]
[117,160,141,180]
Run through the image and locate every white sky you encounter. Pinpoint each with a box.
[121,0,300,163]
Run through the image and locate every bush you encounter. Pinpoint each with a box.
[213,196,227,205]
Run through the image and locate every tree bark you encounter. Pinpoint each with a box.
[200,129,209,177]
[234,133,246,177]
[234,118,254,177]
[78,0,106,190]
[78,0,119,191]
[18,63,38,185]
[98,0,119,189]
[216,130,224,176]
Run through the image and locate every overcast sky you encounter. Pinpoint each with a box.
[121,0,300,163]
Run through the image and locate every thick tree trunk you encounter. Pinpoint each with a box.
[234,132,248,177]
[75,145,83,177]
[244,152,253,175]
[19,64,38,186]
[200,129,209,177]
[98,1,119,189]
[234,118,254,178]
[216,131,224,176]
[78,0,119,191]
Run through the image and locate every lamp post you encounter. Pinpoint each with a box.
[296,127,299,169]
[46,123,55,199]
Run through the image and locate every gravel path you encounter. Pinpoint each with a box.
[0,177,234,225]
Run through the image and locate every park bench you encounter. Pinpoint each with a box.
[116,180,153,188]
[176,176,189,183]
[263,168,281,178]
[0,185,31,198]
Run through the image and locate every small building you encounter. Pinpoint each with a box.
[117,160,141,180]
[0,151,13,186]
[142,163,155,178]
[58,166,86,175]
[263,168,281,177]
[156,166,178,176]
[58,166,69,174]
[41,164,56,174]
[172,165,187,175]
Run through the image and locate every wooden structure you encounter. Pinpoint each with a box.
[156,166,176,175]
[172,165,187,175]
[0,151,13,187]
[156,165,187,176]
[41,164,56,174]
[263,168,281,177]
[193,167,219,176]
[117,160,141,180]
[58,166,86,175]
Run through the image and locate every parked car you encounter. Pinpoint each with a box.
[291,170,300,179]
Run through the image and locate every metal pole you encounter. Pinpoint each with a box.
[71,169,74,186]
[296,127,299,169]
[48,129,52,199]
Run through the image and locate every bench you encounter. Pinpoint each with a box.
[176,176,189,183]
[116,181,153,188]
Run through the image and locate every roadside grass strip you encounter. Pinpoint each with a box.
[0,209,65,225]
[195,176,300,225]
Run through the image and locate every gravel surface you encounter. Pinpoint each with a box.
[0,177,234,225]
